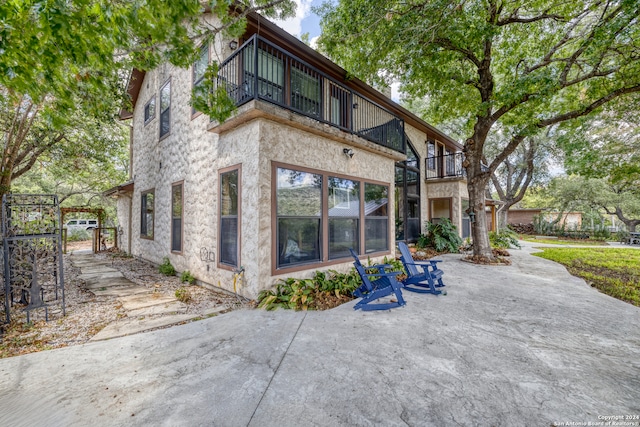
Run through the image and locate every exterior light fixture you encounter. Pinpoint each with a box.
[353,103,359,109]
[343,148,354,158]
[468,211,476,223]
[229,40,238,50]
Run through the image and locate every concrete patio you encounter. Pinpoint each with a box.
[1,244,638,426]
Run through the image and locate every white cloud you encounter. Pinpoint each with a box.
[271,0,313,38]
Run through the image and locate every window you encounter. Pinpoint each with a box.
[274,164,390,270]
[276,167,322,267]
[329,83,350,128]
[290,67,321,118]
[328,177,359,259]
[140,190,155,239]
[243,45,284,103]
[219,167,240,267]
[364,183,389,253]
[171,183,183,253]
[427,140,436,171]
[144,96,156,125]
[430,198,452,223]
[192,43,209,115]
[159,80,171,138]
[395,142,421,242]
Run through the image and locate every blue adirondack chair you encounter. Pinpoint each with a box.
[349,249,406,311]
[397,242,445,295]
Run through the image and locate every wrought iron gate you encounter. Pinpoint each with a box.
[1,194,65,324]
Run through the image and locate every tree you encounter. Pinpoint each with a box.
[547,175,640,232]
[488,129,559,227]
[1,0,295,198]
[317,0,640,260]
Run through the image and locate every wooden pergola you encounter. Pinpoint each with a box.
[60,207,105,228]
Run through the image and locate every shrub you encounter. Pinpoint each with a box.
[418,219,462,253]
[158,257,176,276]
[258,268,367,311]
[489,228,521,249]
[175,287,192,303]
[67,229,91,242]
[181,270,196,285]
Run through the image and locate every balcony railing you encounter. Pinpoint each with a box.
[217,34,406,153]
[425,152,466,180]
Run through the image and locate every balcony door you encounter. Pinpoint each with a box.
[395,142,421,242]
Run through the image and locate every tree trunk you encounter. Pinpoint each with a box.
[468,178,493,259]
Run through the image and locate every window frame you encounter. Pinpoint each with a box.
[218,165,242,270]
[144,96,156,125]
[140,189,155,240]
[171,181,184,254]
[192,43,210,117]
[159,79,171,139]
[272,162,391,275]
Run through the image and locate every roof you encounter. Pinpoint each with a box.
[103,180,135,197]
[120,12,462,150]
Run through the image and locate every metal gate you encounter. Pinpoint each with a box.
[1,194,65,324]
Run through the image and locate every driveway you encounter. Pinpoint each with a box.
[1,246,639,426]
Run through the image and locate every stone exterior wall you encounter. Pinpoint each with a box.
[424,179,468,231]
[121,13,468,298]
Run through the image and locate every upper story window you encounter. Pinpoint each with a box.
[243,46,284,103]
[159,80,171,138]
[192,43,209,115]
[291,66,321,118]
[144,96,156,125]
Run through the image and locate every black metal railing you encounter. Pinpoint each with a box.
[217,35,405,153]
[425,152,465,179]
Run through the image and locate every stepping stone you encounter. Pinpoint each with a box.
[119,293,177,310]
[92,285,150,297]
[127,301,187,317]
[83,279,140,290]
[89,313,197,341]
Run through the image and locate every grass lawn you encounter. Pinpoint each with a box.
[521,237,608,246]
[533,247,640,306]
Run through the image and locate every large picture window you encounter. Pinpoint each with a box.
[140,190,154,239]
[328,177,359,259]
[276,167,322,267]
[364,183,389,253]
[159,80,171,138]
[171,182,183,253]
[274,164,389,271]
[219,167,240,267]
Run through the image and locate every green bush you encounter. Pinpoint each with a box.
[258,268,370,311]
[67,229,91,242]
[180,270,196,284]
[158,257,176,276]
[418,219,462,253]
[175,287,192,303]
[489,228,521,249]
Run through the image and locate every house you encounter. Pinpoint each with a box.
[108,12,470,299]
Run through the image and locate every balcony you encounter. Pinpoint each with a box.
[216,34,406,153]
[425,152,466,180]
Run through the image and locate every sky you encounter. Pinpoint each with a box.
[272,0,323,44]
[271,0,402,101]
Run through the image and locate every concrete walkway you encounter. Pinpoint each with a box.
[1,246,639,426]
[70,253,227,341]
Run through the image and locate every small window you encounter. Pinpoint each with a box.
[171,182,183,253]
[192,44,209,115]
[141,190,155,239]
[160,80,171,138]
[144,96,156,125]
[79,220,87,225]
[68,220,77,225]
[364,183,389,253]
[219,167,241,267]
